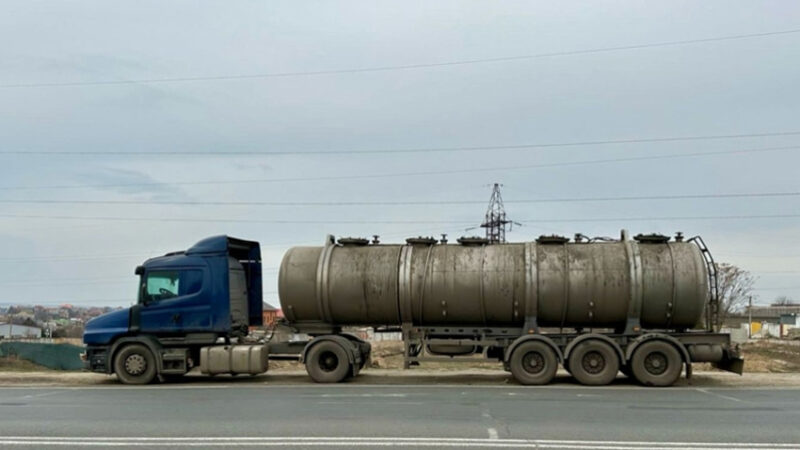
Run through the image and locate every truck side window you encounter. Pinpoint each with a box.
[143,270,203,303]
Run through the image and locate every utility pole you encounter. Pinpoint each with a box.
[480,183,513,244]
[748,295,753,339]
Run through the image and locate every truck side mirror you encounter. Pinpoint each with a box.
[135,265,144,276]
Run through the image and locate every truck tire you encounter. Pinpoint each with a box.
[509,341,558,385]
[114,344,157,385]
[306,341,351,383]
[568,340,619,386]
[630,340,683,387]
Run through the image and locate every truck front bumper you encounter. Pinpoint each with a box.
[84,346,111,373]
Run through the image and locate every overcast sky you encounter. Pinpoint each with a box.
[1,1,798,307]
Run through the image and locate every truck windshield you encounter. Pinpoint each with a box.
[142,270,203,303]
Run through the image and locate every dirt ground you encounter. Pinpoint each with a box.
[368,340,800,373]
[736,339,800,372]
[2,339,800,387]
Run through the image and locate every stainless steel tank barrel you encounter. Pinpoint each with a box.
[278,231,709,330]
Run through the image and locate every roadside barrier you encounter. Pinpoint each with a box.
[0,341,84,371]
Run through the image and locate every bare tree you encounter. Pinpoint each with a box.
[715,263,755,328]
[771,295,796,306]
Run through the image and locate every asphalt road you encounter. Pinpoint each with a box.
[1,383,799,449]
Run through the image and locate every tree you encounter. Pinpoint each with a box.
[772,296,796,306]
[715,263,755,328]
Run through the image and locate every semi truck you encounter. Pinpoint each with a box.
[82,231,743,386]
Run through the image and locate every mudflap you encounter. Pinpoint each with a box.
[714,356,745,375]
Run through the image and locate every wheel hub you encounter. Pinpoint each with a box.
[522,351,545,374]
[644,352,668,375]
[124,354,146,376]
[582,351,606,374]
[319,351,339,372]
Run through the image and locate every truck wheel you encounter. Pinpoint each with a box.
[509,341,558,385]
[114,344,157,385]
[630,341,683,387]
[306,341,351,383]
[568,340,619,386]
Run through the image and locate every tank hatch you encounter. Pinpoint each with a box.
[536,235,569,244]
[337,237,370,246]
[457,236,489,246]
[634,233,670,244]
[406,236,437,245]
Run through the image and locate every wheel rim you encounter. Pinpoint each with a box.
[522,351,545,374]
[319,351,339,373]
[124,354,146,376]
[581,350,606,375]
[643,351,668,375]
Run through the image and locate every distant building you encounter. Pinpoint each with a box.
[262,302,283,326]
[0,323,42,339]
[727,305,800,338]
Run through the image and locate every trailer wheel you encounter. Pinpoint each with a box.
[509,341,558,385]
[568,340,619,386]
[114,344,157,385]
[306,341,351,383]
[630,341,683,387]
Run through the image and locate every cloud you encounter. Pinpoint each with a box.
[76,166,189,201]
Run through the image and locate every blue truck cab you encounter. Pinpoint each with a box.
[83,236,263,384]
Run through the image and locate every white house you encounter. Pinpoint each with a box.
[0,323,42,339]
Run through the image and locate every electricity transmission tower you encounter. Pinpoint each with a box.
[480,183,513,243]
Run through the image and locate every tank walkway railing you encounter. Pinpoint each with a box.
[689,236,719,332]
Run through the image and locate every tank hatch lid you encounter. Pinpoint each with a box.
[634,233,670,244]
[337,237,370,246]
[457,236,489,245]
[406,236,437,245]
[536,235,569,244]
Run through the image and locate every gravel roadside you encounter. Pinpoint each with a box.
[2,368,800,388]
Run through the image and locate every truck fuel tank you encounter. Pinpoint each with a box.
[199,344,268,375]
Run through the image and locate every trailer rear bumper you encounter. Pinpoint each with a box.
[714,354,745,375]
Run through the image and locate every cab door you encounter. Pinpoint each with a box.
[139,268,211,333]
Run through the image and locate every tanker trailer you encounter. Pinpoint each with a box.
[278,230,743,386]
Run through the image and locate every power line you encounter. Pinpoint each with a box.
[0,228,460,263]
[753,286,800,291]
[0,214,472,225]
[755,271,800,274]
[717,252,800,258]
[1,212,798,225]
[1,191,798,207]
[0,252,150,262]
[0,269,281,286]
[3,131,800,156]
[1,144,797,191]
[2,28,799,89]
[520,214,800,223]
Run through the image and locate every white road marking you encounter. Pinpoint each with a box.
[487,428,499,440]
[0,384,799,391]
[695,388,744,403]
[20,390,64,400]
[317,393,408,398]
[0,437,797,449]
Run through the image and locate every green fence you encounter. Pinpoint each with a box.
[0,341,84,371]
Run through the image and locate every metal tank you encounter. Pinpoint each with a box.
[278,231,709,331]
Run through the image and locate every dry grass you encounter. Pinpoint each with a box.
[0,356,52,372]
[738,340,800,373]
[3,339,799,375]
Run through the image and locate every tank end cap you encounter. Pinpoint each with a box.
[536,235,569,244]
[633,233,670,244]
